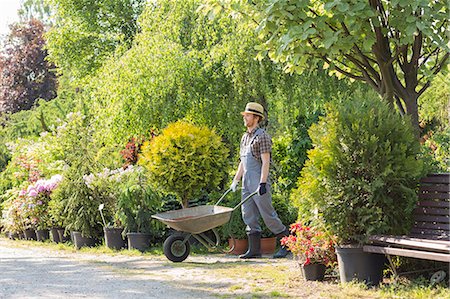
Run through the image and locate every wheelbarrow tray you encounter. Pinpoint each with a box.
[152,205,233,234]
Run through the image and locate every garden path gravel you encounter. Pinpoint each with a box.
[0,238,295,299]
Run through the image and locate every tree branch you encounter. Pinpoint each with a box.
[418,52,449,96]
[395,95,406,116]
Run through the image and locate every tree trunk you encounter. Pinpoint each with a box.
[403,94,420,137]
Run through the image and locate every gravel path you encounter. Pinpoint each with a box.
[0,238,295,299]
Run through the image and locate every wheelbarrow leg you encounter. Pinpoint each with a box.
[191,229,221,251]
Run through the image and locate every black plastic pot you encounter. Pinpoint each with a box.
[57,228,71,243]
[127,232,151,252]
[336,246,386,286]
[50,228,61,243]
[104,227,126,250]
[35,229,50,242]
[301,263,326,281]
[24,228,37,240]
[72,231,99,250]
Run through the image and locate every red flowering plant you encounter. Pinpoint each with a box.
[281,222,337,267]
[120,131,157,169]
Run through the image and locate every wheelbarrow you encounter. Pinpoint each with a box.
[152,189,258,262]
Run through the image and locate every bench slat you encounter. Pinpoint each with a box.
[417,200,450,208]
[414,215,449,223]
[367,235,450,252]
[410,229,450,239]
[421,174,450,184]
[419,192,450,200]
[414,207,449,216]
[413,222,450,231]
[363,245,450,262]
[420,185,450,193]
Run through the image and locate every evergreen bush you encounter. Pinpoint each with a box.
[292,97,424,245]
[139,121,228,208]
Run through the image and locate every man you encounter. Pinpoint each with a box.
[230,102,289,259]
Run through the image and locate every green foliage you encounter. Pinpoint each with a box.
[418,73,450,129]
[48,111,103,237]
[52,164,103,238]
[292,96,423,244]
[421,128,450,173]
[140,121,228,208]
[205,0,449,130]
[116,181,164,237]
[46,0,146,78]
[271,113,319,194]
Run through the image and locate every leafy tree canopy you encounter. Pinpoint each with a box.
[203,0,449,132]
[45,0,146,79]
[0,18,57,114]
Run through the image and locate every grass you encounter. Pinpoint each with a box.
[1,236,449,298]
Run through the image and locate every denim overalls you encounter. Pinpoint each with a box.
[240,128,286,235]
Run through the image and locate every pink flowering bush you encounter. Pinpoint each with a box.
[281,222,337,266]
[22,174,63,229]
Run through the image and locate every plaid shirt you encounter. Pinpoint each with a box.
[240,127,272,160]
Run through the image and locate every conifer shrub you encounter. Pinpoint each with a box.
[292,97,424,245]
[139,121,228,208]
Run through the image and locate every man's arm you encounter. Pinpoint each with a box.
[260,152,270,184]
[233,161,244,182]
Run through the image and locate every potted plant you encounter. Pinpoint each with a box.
[117,170,163,252]
[52,164,104,249]
[281,222,336,281]
[292,97,423,285]
[24,175,63,241]
[139,121,228,208]
[83,167,133,250]
[218,192,248,255]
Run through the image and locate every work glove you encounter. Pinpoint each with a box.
[258,183,267,196]
[230,180,239,192]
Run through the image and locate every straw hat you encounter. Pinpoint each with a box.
[241,102,265,120]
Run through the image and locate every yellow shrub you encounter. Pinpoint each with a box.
[139,121,228,207]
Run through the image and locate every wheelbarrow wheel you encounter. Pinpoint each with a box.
[163,234,190,262]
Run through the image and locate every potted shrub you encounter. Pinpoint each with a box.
[139,121,228,208]
[51,164,104,249]
[281,222,336,281]
[117,171,164,252]
[23,175,63,241]
[83,167,133,250]
[292,96,423,285]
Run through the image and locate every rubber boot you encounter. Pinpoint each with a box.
[273,228,289,259]
[239,232,261,259]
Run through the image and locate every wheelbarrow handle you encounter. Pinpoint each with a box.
[232,191,259,211]
[214,188,233,206]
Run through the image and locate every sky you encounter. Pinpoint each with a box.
[0,0,22,37]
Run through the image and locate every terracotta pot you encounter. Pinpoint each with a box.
[228,238,248,255]
[260,237,276,254]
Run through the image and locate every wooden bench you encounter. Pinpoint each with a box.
[363,173,450,267]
